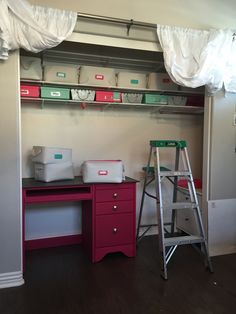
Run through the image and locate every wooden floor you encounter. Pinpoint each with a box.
[0,235,236,314]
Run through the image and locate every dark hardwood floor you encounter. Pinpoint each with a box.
[0,235,236,314]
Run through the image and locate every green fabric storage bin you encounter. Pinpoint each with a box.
[41,87,70,100]
[143,93,168,104]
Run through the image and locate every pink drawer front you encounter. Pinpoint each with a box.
[96,200,133,215]
[95,187,133,202]
[95,213,134,248]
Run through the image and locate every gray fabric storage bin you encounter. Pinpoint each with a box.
[44,63,79,83]
[20,56,43,81]
[79,66,116,86]
[82,160,124,183]
[121,93,143,103]
[117,72,147,89]
[147,73,179,91]
[71,89,95,101]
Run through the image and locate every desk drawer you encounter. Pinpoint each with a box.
[96,200,133,215]
[95,213,133,247]
[95,187,133,202]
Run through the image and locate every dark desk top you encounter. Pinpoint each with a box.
[22,176,138,189]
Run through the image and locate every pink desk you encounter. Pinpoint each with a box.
[22,177,137,266]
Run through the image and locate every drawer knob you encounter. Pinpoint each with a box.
[113,227,118,233]
[113,205,118,210]
[113,193,118,199]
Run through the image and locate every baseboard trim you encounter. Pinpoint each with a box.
[0,271,24,289]
[25,234,82,251]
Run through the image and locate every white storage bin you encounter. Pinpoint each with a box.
[82,160,124,183]
[44,63,79,83]
[147,73,179,91]
[31,146,72,164]
[79,66,116,86]
[20,56,43,81]
[71,89,95,101]
[34,162,74,182]
[117,72,147,89]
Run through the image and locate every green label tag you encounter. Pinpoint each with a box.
[130,79,139,85]
[57,72,66,78]
[54,154,63,160]
[113,92,120,100]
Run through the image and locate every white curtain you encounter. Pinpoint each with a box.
[157,25,236,93]
[0,0,77,60]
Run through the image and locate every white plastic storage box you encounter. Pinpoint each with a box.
[20,56,43,81]
[34,162,74,182]
[121,93,143,103]
[147,73,179,91]
[44,63,79,84]
[117,72,147,89]
[71,89,95,101]
[79,66,116,86]
[31,146,72,164]
[82,160,124,183]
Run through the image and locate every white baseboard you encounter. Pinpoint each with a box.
[210,245,236,257]
[0,271,24,289]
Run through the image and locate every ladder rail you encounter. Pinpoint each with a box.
[137,140,213,279]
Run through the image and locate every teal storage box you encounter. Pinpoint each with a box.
[143,94,168,104]
[41,87,70,100]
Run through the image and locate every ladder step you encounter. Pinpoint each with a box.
[159,171,191,177]
[164,235,204,247]
[162,202,197,210]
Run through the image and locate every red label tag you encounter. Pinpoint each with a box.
[163,78,171,84]
[98,170,108,176]
[95,74,104,80]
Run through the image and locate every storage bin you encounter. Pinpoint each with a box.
[186,95,205,107]
[41,87,70,100]
[71,89,95,101]
[31,146,72,164]
[34,161,74,182]
[82,160,124,183]
[168,96,187,106]
[79,66,116,86]
[20,56,43,81]
[44,63,79,84]
[121,93,143,103]
[95,91,121,102]
[147,73,178,91]
[143,94,168,104]
[20,85,40,98]
[117,72,147,89]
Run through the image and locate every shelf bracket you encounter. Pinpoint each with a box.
[126,19,134,36]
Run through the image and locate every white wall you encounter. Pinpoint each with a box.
[21,102,203,239]
[29,0,236,29]
[0,51,24,288]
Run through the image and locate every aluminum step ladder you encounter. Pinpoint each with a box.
[136,140,213,280]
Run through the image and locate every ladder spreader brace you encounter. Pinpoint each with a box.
[136,140,213,280]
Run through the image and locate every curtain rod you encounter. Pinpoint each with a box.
[77,12,157,31]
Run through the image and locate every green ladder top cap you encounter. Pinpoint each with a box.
[150,140,187,148]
